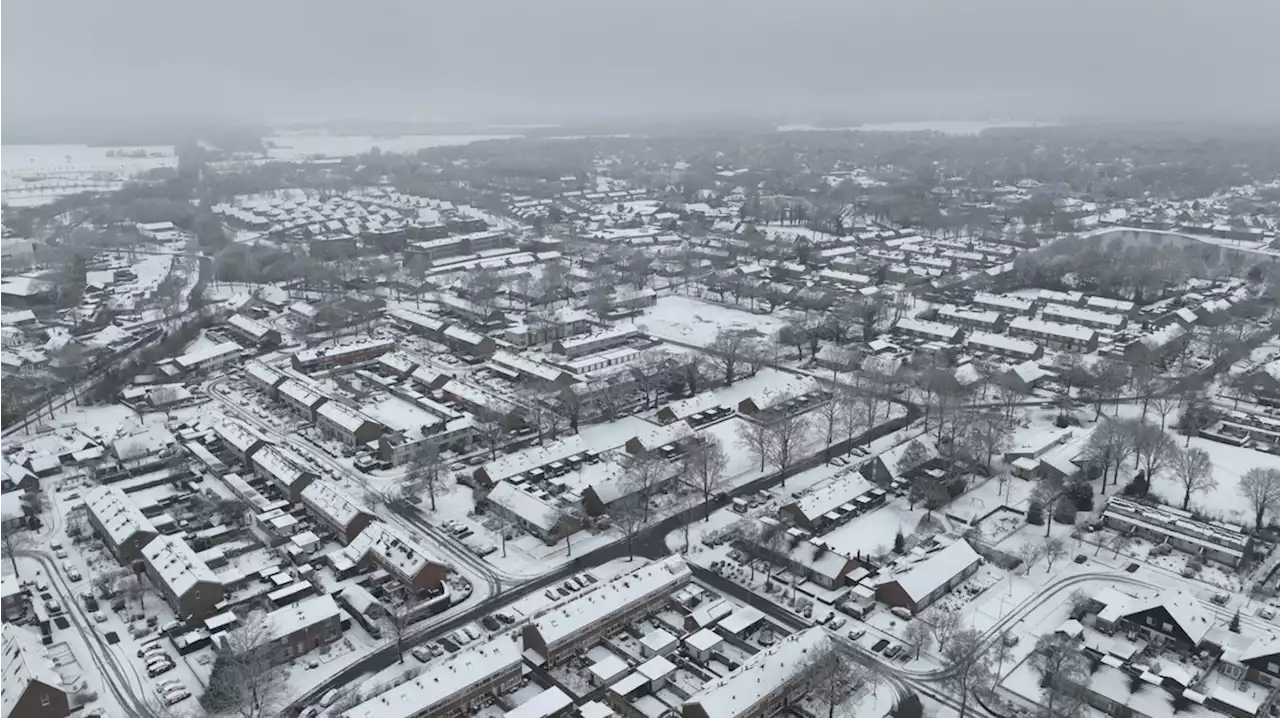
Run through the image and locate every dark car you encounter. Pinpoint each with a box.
[1073,555,1087,564]
[1125,563,1140,573]
[872,638,890,653]
[481,615,501,632]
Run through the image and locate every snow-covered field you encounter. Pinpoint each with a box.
[263,132,519,160]
[777,120,1055,135]
[2,144,177,206]
[638,296,791,346]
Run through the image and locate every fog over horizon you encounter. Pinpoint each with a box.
[5,0,1280,140]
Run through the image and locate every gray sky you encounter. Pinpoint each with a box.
[5,0,1280,136]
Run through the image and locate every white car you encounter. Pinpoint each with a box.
[92,612,107,623]
[163,690,190,706]
[412,646,432,663]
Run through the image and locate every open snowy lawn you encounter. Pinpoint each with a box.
[637,296,791,346]
[1148,435,1280,524]
[2,143,176,176]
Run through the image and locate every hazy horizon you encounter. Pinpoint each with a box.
[5,0,1280,142]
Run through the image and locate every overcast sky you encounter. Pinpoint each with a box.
[5,0,1280,136]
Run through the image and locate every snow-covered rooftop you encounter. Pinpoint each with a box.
[316,400,377,433]
[175,340,243,368]
[340,522,444,584]
[265,594,340,642]
[141,534,219,598]
[486,481,564,534]
[875,539,980,603]
[84,485,156,546]
[251,444,315,493]
[2,624,62,717]
[787,470,874,521]
[529,556,690,649]
[682,626,830,718]
[301,481,371,533]
[345,635,524,718]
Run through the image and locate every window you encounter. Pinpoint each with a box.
[194,590,201,599]
[41,695,51,707]
[1162,622,1173,633]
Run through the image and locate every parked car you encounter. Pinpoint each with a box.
[872,639,890,653]
[163,690,190,705]
[847,628,866,641]
[828,618,847,631]
[412,646,432,663]
[147,663,174,678]
[884,645,903,658]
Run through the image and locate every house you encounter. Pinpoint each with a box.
[1000,360,1050,393]
[892,318,963,344]
[873,539,982,613]
[224,314,282,347]
[440,326,496,359]
[251,445,318,503]
[1008,317,1098,352]
[170,341,244,376]
[436,294,506,330]
[212,420,267,464]
[315,402,383,447]
[264,594,343,665]
[292,339,395,372]
[522,557,691,666]
[966,331,1043,361]
[485,481,576,544]
[470,434,591,489]
[140,535,224,619]
[1125,324,1189,364]
[343,636,522,718]
[1219,632,1280,688]
[277,379,329,421]
[301,481,375,543]
[1109,590,1216,651]
[936,305,1004,332]
[340,522,448,593]
[2,625,69,718]
[1102,496,1250,567]
[972,292,1035,316]
[779,471,880,533]
[1041,303,1127,331]
[553,326,643,358]
[373,351,420,380]
[84,486,158,564]
[681,627,831,718]
[861,436,940,485]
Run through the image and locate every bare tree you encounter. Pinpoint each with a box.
[384,604,413,664]
[1029,633,1091,718]
[1150,389,1181,431]
[964,411,1011,472]
[736,416,772,472]
[1124,420,1177,484]
[1043,536,1069,572]
[612,493,649,561]
[926,608,962,653]
[766,407,812,485]
[202,613,288,718]
[808,644,866,718]
[903,619,934,659]
[1017,542,1045,574]
[941,629,997,718]
[1171,447,1215,510]
[1240,467,1280,529]
[682,435,730,520]
[473,411,508,460]
[120,570,147,604]
[622,454,669,523]
[815,393,844,462]
[707,329,755,386]
[405,439,447,511]
[1,528,32,577]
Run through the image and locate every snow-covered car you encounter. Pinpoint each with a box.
[92,612,107,623]
[412,646,432,663]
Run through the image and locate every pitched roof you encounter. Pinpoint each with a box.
[682,627,830,718]
[3,625,63,718]
[877,540,981,603]
[141,535,219,598]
